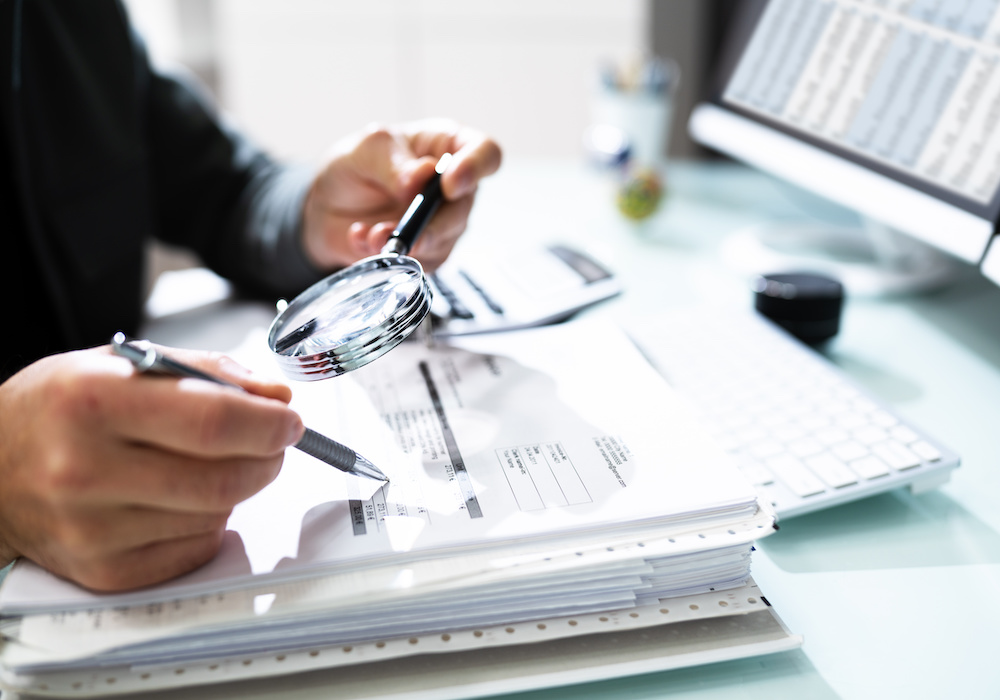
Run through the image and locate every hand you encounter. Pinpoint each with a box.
[0,345,304,591]
[301,118,502,272]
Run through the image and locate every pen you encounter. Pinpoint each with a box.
[110,332,388,483]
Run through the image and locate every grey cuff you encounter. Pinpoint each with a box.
[240,162,326,297]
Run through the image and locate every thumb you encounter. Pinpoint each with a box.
[394,154,440,202]
[348,126,433,204]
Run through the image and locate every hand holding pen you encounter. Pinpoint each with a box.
[0,339,346,591]
[111,333,387,483]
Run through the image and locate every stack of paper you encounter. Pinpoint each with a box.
[0,319,793,697]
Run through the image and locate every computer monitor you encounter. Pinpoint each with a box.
[689,0,1000,294]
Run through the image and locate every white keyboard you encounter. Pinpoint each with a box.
[627,308,960,519]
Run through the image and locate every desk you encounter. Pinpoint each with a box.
[142,159,1000,700]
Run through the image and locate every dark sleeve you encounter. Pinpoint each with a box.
[137,35,325,299]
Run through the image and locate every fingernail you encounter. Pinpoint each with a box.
[285,415,305,446]
[453,168,474,197]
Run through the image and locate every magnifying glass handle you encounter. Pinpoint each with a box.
[383,153,452,256]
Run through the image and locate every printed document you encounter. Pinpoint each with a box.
[0,318,759,614]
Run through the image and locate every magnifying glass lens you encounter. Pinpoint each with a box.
[279,266,422,355]
[268,257,431,381]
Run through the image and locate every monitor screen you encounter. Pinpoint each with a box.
[689,0,1000,279]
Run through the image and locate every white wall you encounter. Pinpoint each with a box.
[127,0,650,161]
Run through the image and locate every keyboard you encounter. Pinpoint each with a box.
[626,308,960,519]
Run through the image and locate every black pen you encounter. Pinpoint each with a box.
[111,332,388,483]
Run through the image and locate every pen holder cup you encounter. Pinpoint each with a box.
[591,90,673,167]
[589,57,680,168]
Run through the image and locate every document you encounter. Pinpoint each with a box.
[0,319,790,697]
[0,319,759,615]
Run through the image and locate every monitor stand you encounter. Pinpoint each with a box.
[719,217,963,297]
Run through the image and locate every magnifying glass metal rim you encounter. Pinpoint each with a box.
[281,290,430,381]
[267,253,432,380]
[266,154,450,381]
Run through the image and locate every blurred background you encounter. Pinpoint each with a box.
[123,0,735,161]
[122,0,736,280]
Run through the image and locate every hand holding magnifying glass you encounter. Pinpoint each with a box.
[268,153,452,381]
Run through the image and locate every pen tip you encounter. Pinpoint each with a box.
[353,454,389,483]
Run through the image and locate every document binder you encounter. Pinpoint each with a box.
[0,320,800,698]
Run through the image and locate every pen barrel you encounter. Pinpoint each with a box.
[385,180,443,255]
[383,153,450,256]
[294,428,355,474]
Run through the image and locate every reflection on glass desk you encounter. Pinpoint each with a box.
[139,159,1000,700]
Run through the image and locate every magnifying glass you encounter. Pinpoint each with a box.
[267,153,451,381]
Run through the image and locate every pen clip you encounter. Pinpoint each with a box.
[111,332,158,372]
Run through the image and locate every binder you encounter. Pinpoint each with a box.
[0,320,800,697]
[2,582,800,698]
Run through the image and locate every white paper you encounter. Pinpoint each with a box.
[0,319,758,614]
[4,515,773,671]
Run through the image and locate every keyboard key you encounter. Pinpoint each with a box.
[832,440,869,462]
[836,411,869,430]
[912,440,943,462]
[788,437,825,458]
[738,459,775,486]
[429,273,475,319]
[853,425,890,445]
[823,399,852,416]
[870,410,899,428]
[798,414,832,431]
[815,426,851,446]
[834,385,861,400]
[872,441,922,470]
[805,454,858,488]
[889,425,920,444]
[759,411,794,429]
[766,455,826,497]
[771,424,807,443]
[720,413,754,432]
[748,439,787,459]
[849,455,891,479]
[735,427,768,446]
[850,396,877,412]
[808,389,834,404]
[713,434,745,453]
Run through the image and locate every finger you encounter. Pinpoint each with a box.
[44,503,231,563]
[60,530,227,592]
[348,125,430,205]
[104,361,304,458]
[408,195,476,271]
[308,213,385,267]
[149,347,293,404]
[395,154,439,202]
[360,220,400,256]
[402,120,502,200]
[78,441,284,512]
[442,132,503,200]
[358,190,475,272]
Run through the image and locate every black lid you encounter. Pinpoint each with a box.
[752,272,845,345]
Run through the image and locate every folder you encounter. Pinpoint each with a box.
[0,319,800,697]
